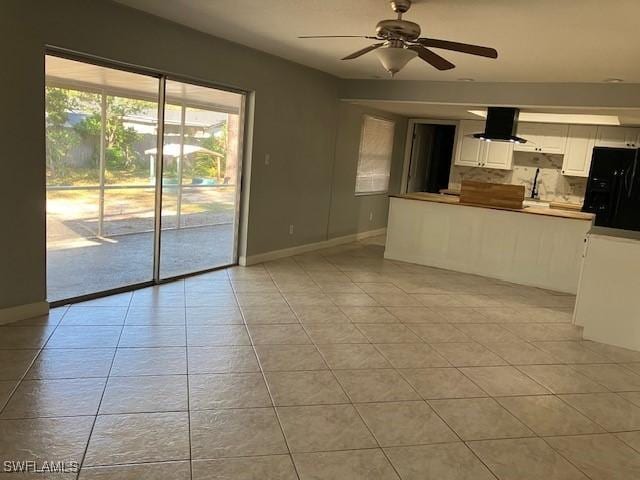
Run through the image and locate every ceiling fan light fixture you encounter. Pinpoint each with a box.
[375,46,418,76]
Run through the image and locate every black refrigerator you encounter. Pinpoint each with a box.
[582,147,640,231]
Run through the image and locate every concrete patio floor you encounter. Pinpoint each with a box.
[47,224,235,302]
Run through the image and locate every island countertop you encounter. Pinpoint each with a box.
[391,192,595,221]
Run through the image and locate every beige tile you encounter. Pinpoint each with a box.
[186,306,244,325]
[236,293,287,307]
[431,307,489,323]
[317,343,391,369]
[254,345,327,371]
[189,373,272,409]
[368,292,423,307]
[0,416,93,466]
[429,397,533,441]
[76,292,132,307]
[340,306,398,323]
[124,306,186,325]
[504,323,582,342]
[304,323,368,344]
[240,305,298,324]
[26,348,113,380]
[560,393,640,431]
[385,306,444,323]
[0,349,39,380]
[455,324,522,343]
[61,306,128,326]
[546,434,640,480]
[582,341,640,363]
[111,347,187,376]
[79,461,190,479]
[247,324,311,344]
[356,283,404,294]
[617,431,640,453]
[497,395,604,436]
[186,292,238,308]
[625,363,640,376]
[517,365,607,394]
[284,293,333,308]
[327,293,378,307]
[459,366,549,396]
[232,279,279,293]
[356,401,457,447]
[0,381,15,409]
[1,378,105,419]
[620,391,640,407]
[100,375,188,414]
[468,437,587,480]
[192,455,297,480]
[188,346,259,374]
[277,404,376,453]
[293,305,350,324]
[571,364,640,391]
[408,324,470,343]
[293,449,399,480]
[431,342,506,367]
[334,369,419,402]
[265,371,349,406]
[356,324,422,343]
[117,325,186,348]
[191,408,287,459]
[187,325,251,346]
[385,442,495,480]
[376,343,449,368]
[400,367,486,399]
[414,294,465,307]
[483,342,557,365]
[84,412,190,466]
[45,326,120,349]
[316,281,364,293]
[532,341,611,364]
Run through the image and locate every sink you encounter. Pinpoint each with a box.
[522,199,550,208]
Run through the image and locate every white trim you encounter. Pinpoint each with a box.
[401,118,459,194]
[0,301,50,325]
[239,228,387,266]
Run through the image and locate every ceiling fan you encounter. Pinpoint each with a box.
[299,0,498,76]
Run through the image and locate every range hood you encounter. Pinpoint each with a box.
[473,107,527,144]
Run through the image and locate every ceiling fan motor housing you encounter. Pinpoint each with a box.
[390,0,412,14]
[376,19,421,41]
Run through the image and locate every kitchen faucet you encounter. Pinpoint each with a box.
[531,167,540,199]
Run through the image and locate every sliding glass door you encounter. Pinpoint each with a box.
[45,54,244,303]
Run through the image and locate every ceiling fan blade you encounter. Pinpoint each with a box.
[417,38,498,59]
[409,46,455,70]
[342,43,385,60]
[298,35,376,39]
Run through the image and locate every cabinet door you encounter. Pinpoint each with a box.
[540,124,568,154]
[628,128,640,148]
[514,123,542,152]
[481,141,514,170]
[595,126,636,148]
[562,125,597,177]
[454,120,484,166]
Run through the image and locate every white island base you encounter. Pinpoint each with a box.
[385,195,593,294]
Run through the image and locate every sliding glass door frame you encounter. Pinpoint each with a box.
[46,48,248,306]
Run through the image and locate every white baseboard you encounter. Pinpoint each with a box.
[0,301,50,325]
[239,228,386,266]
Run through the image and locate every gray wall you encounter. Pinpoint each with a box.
[329,102,407,238]
[0,0,406,310]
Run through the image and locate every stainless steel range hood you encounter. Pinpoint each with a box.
[473,107,527,144]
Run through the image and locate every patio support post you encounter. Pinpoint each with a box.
[176,104,186,230]
[153,77,166,282]
[98,92,107,237]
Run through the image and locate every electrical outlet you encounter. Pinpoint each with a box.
[289,224,294,235]
[265,153,270,166]
[369,211,373,221]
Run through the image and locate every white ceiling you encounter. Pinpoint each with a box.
[116,0,640,82]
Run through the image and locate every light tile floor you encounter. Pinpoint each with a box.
[2,238,640,478]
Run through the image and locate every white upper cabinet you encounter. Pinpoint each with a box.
[562,125,597,177]
[595,126,640,149]
[514,123,568,154]
[454,120,513,170]
[454,120,484,167]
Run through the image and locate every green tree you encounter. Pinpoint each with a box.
[45,87,82,178]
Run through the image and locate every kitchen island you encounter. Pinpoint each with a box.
[385,193,594,293]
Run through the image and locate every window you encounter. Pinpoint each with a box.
[355,115,395,195]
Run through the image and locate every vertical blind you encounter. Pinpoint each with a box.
[355,115,395,194]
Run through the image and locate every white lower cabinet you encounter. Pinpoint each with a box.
[561,125,597,177]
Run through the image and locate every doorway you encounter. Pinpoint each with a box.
[45,54,245,303]
[406,123,456,193]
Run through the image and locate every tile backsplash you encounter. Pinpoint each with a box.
[449,152,587,204]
